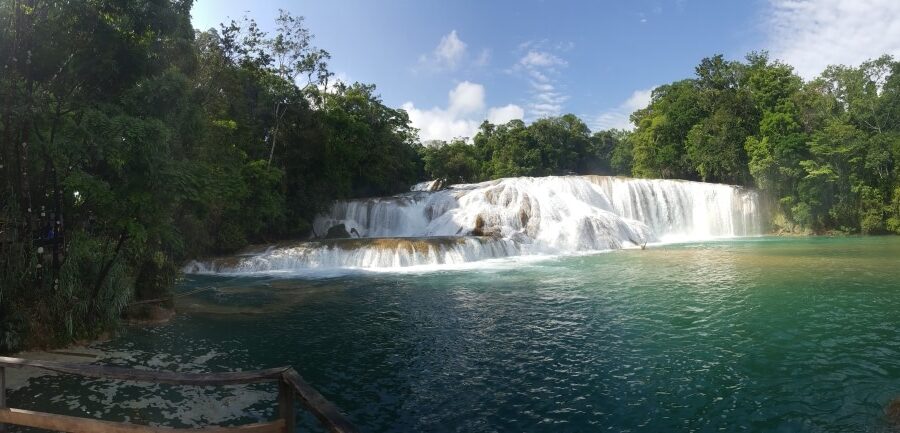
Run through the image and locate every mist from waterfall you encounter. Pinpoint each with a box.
[185,176,762,273]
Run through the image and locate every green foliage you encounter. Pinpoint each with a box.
[588,129,632,175]
[0,1,422,351]
[855,185,885,234]
[422,116,632,184]
[56,232,133,339]
[685,55,756,184]
[474,120,541,179]
[421,52,900,238]
[628,51,900,234]
[1,1,899,353]
[422,140,481,183]
[631,80,704,179]
[888,187,900,234]
[237,160,286,238]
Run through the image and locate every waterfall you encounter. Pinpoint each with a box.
[183,237,522,274]
[188,176,761,273]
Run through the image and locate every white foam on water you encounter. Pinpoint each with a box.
[187,176,762,275]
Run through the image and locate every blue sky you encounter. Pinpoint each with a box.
[191,0,900,141]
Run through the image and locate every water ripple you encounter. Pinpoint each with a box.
[8,237,900,433]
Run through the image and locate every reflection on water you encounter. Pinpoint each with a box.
[9,237,900,433]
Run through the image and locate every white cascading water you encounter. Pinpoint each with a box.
[184,176,762,273]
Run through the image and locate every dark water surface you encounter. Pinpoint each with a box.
[11,237,900,432]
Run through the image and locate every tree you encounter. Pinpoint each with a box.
[743,54,807,226]
[685,55,756,184]
[218,11,331,166]
[630,80,704,179]
[266,10,330,166]
[585,129,631,175]
[474,119,540,179]
[421,140,481,184]
[1,0,200,349]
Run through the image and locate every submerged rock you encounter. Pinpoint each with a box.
[887,397,900,425]
[123,304,176,325]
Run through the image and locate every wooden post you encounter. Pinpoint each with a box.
[277,378,295,433]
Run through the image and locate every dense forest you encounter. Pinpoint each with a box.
[0,0,421,351]
[1,0,899,351]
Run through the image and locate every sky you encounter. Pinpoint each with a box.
[191,0,900,142]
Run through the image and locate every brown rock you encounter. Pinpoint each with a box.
[887,397,900,425]
[471,214,486,236]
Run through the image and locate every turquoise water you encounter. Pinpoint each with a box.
[10,237,900,432]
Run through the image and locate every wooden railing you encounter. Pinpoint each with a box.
[0,356,359,433]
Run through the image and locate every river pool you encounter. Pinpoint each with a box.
[10,236,900,432]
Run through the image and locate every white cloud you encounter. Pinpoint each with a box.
[417,30,467,71]
[436,30,466,66]
[402,102,482,142]
[592,87,654,131]
[765,0,900,79]
[519,50,567,68]
[488,104,525,124]
[448,81,485,114]
[416,30,492,72]
[511,44,572,119]
[622,88,654,111]
[402,82,525,142]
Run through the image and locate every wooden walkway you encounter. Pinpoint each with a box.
[0,356,359,433]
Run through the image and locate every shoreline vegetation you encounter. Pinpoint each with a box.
[2,1,900,352]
